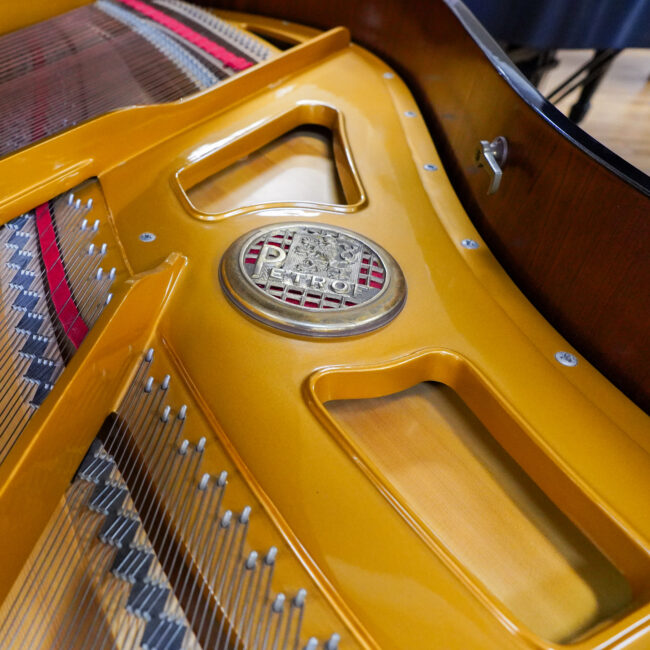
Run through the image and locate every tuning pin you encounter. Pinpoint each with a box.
[325,634,341,650]
[239,506,251,524]
[293,589,307,608]
[272,594,285,613]
[245,551,258,570]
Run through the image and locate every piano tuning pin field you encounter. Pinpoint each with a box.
[0,349,344,648]
[0,181,118,464]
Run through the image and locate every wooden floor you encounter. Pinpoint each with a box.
[539,49,650,175]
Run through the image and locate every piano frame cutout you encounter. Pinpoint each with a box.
[174,104,367,221]
[308,349,650,648]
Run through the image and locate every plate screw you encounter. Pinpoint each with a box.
[139,232,156,242]
[461,239,480,249]
[423,163,438,171]
[555,351,578,367]
[404,110,417,117]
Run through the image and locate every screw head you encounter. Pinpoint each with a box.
[555,351,578,367]
[383,72,394,79]
[423,163,438,171]
[404,110,417,118]
[139,232,156,242]
[461,239,480,250]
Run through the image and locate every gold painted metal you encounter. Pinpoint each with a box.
[176,104,366,220]
[326,379,633,643]
[0,5,648,650]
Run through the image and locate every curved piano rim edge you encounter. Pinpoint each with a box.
[446,0,650,197]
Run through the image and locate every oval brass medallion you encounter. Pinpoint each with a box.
[220,223,406,336]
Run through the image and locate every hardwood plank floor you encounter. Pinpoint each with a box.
[539,49,650,174]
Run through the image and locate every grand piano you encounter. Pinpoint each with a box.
[0,1,648,648]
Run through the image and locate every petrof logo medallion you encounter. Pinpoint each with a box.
[220,223,407,336]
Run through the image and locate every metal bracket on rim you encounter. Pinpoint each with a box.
[475,136,508,195]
